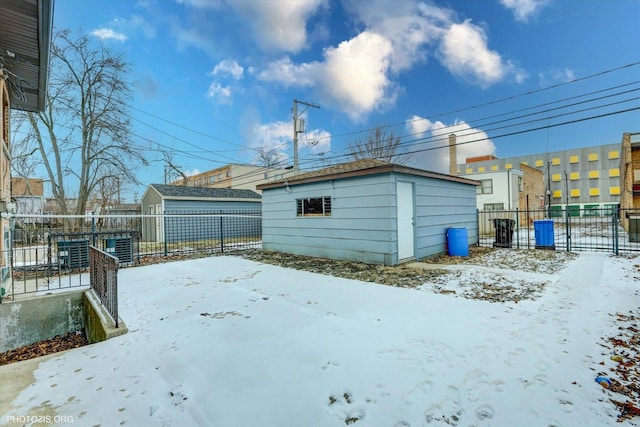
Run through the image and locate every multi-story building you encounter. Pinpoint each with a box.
[620,132,640,234]
[173,164,295,193]
[459,139,627,217]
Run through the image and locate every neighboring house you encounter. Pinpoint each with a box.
[11,178,45,220]
[461,164,544,234]
[0,0,54,281]
[172,164,296,193]
[141,184,261,243]
[256,159,480,266]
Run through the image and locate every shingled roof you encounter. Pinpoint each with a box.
[149,184,261,200]
[256,159,479,190]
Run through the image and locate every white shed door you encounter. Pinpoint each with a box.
[397,181,415,261]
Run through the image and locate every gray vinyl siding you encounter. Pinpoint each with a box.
[163,200,260,243]
[411,174,478,259]
[262,175,397,265]
[262,172,478,265]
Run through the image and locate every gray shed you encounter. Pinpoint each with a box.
[256,159,479,265]
[141,184,261,243]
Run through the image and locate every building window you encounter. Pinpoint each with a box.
[465,168,473,173]
[552,173,561,182]
[491,165,498,171]
[570,189,580,198]
[589,188,600,196]
[553,190,562,198]
[226,171,231,177]
[535,159,543,167]
[505,163,512,170]
[608,150,620,159]
[264,173,269,180]
[518,176,523,192]
[569,172,579,180]
[551,157,561,166]
[297,197,331,217]
[477,179,493,195]
[609,168,620,177]
[569,155,579,164]
[483,203,504,210]
[589,170,599,179]
[610,186,621,195]
[478,167,485,172]
[588,153,598,161]
[209,176,216,183]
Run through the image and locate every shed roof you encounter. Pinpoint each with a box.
[256,159,479,190]
[148,184,261,201]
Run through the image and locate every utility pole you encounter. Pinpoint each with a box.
[292,98,320,173]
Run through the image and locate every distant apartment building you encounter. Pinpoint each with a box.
[173,164,295,193]
[458,135,634,217]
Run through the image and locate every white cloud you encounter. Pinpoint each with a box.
[438,20,525,87]
[90,28,127,42]
[184,168,201,177]
[255,2,526,122]
[406,116,495,174]
[319,32,395,121]
[538,68,575,87]
[257,31,396,122]
[228,0,327,53]
[257,57,316,87]
[210,60,244,80]
[206,83,233,105]
[499,0,549,22]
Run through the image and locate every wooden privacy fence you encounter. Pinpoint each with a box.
[89,246,119,328]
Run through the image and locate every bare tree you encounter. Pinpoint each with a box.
[162,153,188,185]
[256,147,285,168]
[347,123,412,164]
[23,29,146,227]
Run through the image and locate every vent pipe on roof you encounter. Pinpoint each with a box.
[449,133,457,175]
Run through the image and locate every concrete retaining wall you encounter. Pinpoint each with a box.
[0,289,127,353]
[0,291,84,353]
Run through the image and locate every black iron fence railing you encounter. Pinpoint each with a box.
[89,246,119,328]
[1,210,262,299]
[477,207,640,254]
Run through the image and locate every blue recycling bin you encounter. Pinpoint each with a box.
[534,219,555,250]
[447,227,469,256]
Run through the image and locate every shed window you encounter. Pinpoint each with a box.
[297,197,331,217]
[477,179,493,195]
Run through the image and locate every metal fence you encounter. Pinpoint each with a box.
[478,207,640,254]
[89,246,119,328]
[2,210,262,299]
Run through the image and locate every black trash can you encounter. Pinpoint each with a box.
[492,218,515,248]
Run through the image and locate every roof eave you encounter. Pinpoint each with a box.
[37,0,54,112]
[257,164,480,190]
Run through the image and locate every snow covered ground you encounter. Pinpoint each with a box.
[1,251,639,426]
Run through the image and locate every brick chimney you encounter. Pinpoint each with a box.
[449,133,457,175]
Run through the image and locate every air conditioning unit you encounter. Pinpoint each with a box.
[58,239,90,270]
[103,236,133,264]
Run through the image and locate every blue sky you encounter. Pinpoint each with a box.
[52,0,640,201]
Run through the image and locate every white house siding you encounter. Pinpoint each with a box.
[262,172,478,265]
[262,175,397,265]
